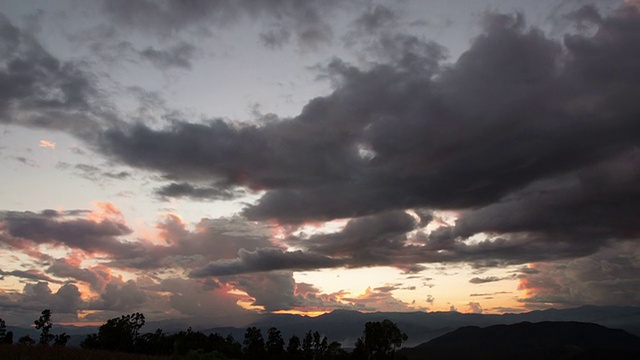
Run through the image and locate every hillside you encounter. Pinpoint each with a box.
[4,305,640,348]
[201,305,640,347]
[401,321,640,360]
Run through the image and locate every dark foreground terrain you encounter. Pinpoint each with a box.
[400,321,640,360]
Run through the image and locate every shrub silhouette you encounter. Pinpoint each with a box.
[18,334,35,346]
[53,332,70,347]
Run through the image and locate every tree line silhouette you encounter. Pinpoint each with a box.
[0,310,408,359]
[0,309,70,347]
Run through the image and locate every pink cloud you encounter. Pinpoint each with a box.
[467,302,483,314]
[39,139,56,149]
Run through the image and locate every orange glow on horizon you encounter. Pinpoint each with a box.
[272,309,329,317]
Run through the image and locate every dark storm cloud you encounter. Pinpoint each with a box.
[293,210,420,267]
[232,272,299,311]
[93,6,640,283]
[155,277,257,326]
[469,276,509,284]
[435,148,640,260]
[46,258,112,291]
[0,13,109,138]
[365,32,447,72]
[20,282,84,314]
[228,272,331,312]
[192,211,423,276]
[3,3,640,290]
[101,119,269,184]
[113,214,274,270]
[564,4,603,28]
[0,210,137,258]
[0,282,86,326]
[90,280,147,311]
[156,182,245,201]
[72,163,131,182]
[190,248,344,277]
[420,230,605,266]
[0,268,62,284]
[353,5,397,33]
[518,241,640,307]
[0,207,276,275]
[101,6,640,227]
[101,0,346,49]
[343,4,401,49]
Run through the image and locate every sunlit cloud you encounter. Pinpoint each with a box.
[38,139,56,149]
[87,201,126,224]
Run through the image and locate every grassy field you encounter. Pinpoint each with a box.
[0,345,169,360]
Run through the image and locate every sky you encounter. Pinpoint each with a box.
[0,0,639,328]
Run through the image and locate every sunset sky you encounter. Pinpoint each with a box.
[1,0,639,328]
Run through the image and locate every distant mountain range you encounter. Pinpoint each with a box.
[201,305,640,347]
[400,321,640,360]
[6,305,640,348]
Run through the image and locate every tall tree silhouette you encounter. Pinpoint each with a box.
[34,309,54,345]
[243,326,265,359]
[287,334,302,359]
[266,327,285,359]
[302,330,314,359]
[357,319,407,360]
[0,318,12,345]
[0,318,6,342]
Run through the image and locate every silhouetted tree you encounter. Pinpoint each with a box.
[221,333,243,359]
[302,330,314,359]
[53,332,70,347]
[137,328,172,355]
[266,327,286,359]
[172,327,210,356]
[80,333,99,349]
[0,318,12,345]
[312,331,329,358]
[18,335,35,346]
[3,331,13,345]
[85,312,145,352]
[243,326,265,359]
[359,319,407,360]
[290,330,346,360]
[351,338,366,360]
[34,309,54,345]
[0,318,6,342]
[287,334,302,359]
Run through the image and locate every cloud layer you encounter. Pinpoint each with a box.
[1,2,639,323]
